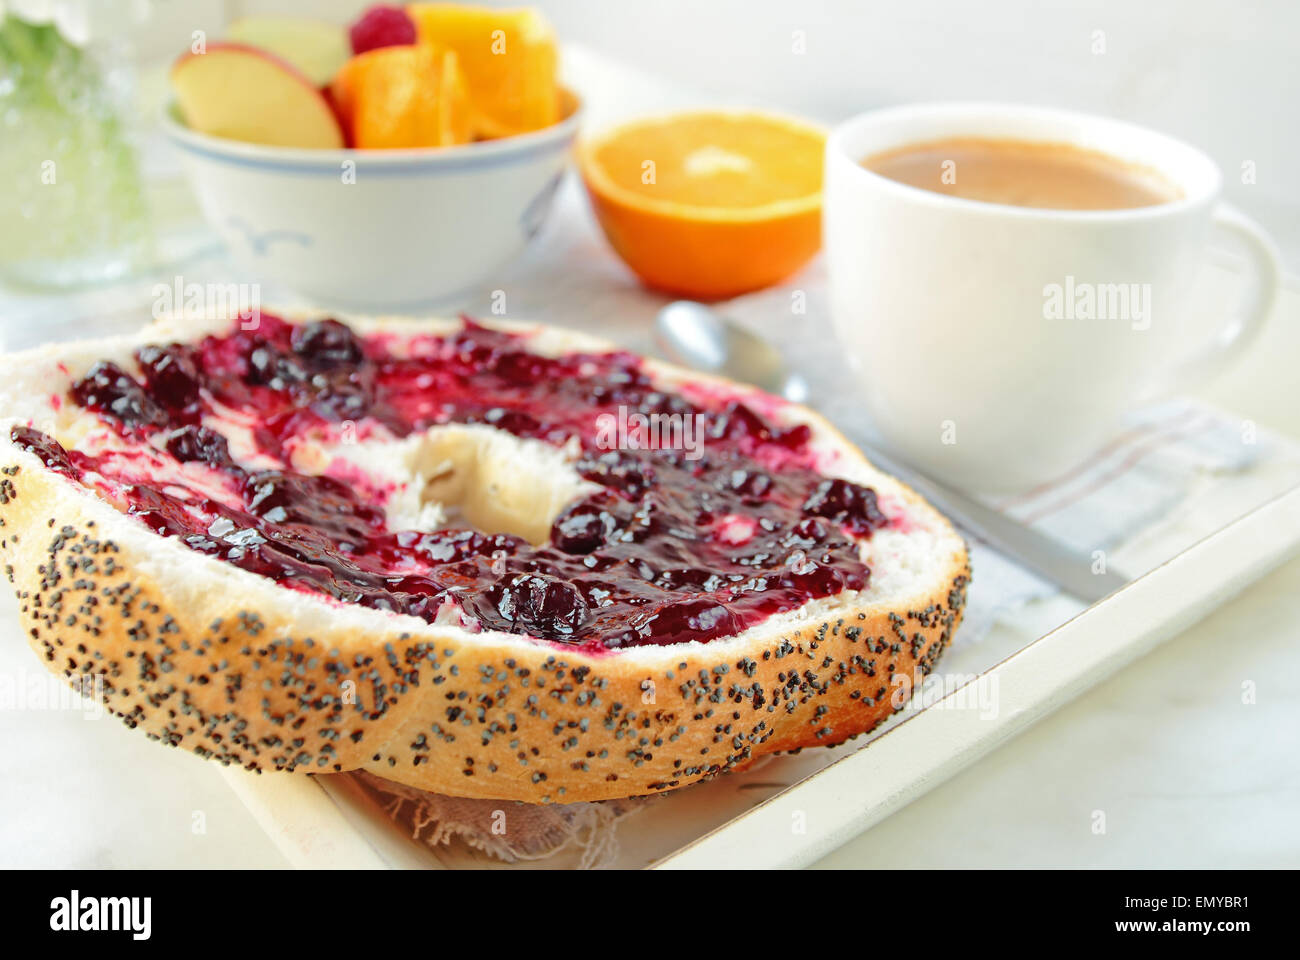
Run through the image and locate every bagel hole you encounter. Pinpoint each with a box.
[403,425,595,546]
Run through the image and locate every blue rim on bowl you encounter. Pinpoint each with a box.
[161,89,583,177]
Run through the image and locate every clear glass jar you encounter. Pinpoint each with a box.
[0,0,152,288]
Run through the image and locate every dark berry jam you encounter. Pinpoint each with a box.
[16,315,889,652]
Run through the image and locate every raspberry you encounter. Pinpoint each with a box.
[349,5,417,55]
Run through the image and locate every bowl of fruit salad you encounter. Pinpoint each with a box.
[163,4,580,308]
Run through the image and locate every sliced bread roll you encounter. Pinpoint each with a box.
[0,312,969,803]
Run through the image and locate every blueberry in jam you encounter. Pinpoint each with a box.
[803,478,888,535]
[488,572,590,637]
[247,343,305,390]
[242,470,384,548]
[69,361,169,432]
[614,597,740,648]
[136,343,202,412]
[164,425,231,466]
[483,406,541,436]
[21,315,890,652]
[551,500,615,554]
[10,424,77,475]
[291,317,365,368]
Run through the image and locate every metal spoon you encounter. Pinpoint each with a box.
[655,300,809,403]
[654,300,1128,603]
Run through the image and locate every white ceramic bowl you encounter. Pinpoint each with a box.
[162,97,582,309]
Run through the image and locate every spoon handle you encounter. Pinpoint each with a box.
[846,437,1129,603]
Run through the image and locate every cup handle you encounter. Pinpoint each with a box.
[1159,202,1282,393]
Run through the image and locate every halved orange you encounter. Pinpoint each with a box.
[331,43,471,149]
[577,111,826,299]
[407,3,559,139]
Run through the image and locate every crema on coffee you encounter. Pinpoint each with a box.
[862,137,1181,210]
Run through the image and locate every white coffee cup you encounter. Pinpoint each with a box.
[824,102,1281,492]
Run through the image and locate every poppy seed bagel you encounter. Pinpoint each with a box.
[0,311,969,803]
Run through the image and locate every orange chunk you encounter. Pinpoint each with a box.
[406,3,559,138]
[331,43,471,149]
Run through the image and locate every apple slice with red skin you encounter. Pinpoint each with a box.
[172,43,345,149]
